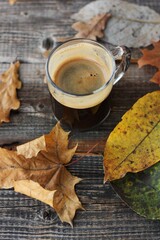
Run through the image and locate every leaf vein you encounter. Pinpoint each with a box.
[114,119,160,172]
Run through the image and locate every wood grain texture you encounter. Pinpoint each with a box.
[0,0,160,239]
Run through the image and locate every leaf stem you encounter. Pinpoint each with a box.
[66,142,100,166]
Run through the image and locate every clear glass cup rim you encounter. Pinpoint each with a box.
[45,38,116,97]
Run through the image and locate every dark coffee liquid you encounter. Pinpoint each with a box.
[51,97,110,131]
[51,58,111,131]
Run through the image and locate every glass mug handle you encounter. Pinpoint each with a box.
[111,46,131,85]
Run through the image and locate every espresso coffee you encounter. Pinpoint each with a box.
[54,58,106,95]
[47,40,114,131]
[46,40,130,130]
[51,57,111,130]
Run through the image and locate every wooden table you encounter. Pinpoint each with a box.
[0,0,159,239]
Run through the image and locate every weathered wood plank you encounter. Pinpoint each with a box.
[0,0,160,239]
[0,156,160,239]
[0,0,93,63]
[0,0,159,63]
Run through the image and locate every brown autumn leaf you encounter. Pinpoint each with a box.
[0,61,22,123]
[0,123,83,226]
[42,12,111,58]
[104,91,160,182]
[72,13,111,40]
[9,0,17,5]
[17,135,46,158]
[72,0,160,47]
[138,41,160,85]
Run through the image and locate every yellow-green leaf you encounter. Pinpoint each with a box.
[104,91,160,182]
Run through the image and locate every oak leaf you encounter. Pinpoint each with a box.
[0,123,83,225]
[72,0,160,47]
[0,61,22,123]
[138,41,160,85]
[72,13,111,40]
[104,91,160,182]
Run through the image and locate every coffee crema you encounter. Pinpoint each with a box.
[53,58,107,95]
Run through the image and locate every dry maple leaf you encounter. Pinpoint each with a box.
[104,91,160,182]
[0,61,22,123]
[0,123,83,226]
[138,41,160,85]
[72,13,111,40]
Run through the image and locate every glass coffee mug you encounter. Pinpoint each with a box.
[46,39,131,131]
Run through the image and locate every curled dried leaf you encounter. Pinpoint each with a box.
[0,61,22,123]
